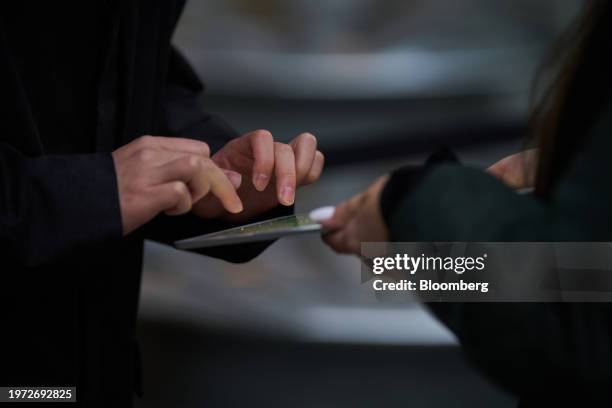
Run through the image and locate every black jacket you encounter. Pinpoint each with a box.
[0,1,282,406]
[380,101,612,406]
[380,4,612,404]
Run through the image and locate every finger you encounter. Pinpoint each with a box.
[182,170,243,219]
[321,201,348,231]
[321,194,361,230]
[290,133,317,184]
[343,223,363,254]
[305,151,324,185]
[274,142,297,206]
[222,169,242,189]
[151,156,243,213]
[205,164,244,214]
[134,135,211,157]
[322,217,363,254]
[151,181,193,216]
[248,130,275,191]
[486,160,507,179]
[151,156,212,202]
[487,156,525,188]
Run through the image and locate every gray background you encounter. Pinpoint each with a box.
[136,1,581,406]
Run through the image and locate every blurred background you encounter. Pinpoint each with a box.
[136,1,582,407]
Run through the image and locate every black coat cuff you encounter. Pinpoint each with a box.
[379,148,459,230]
[19,153,123,265]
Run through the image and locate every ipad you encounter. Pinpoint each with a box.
[174,214,324,250]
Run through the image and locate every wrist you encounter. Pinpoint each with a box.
[379,148,459,228]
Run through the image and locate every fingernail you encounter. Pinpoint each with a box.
[280,186,295,205]
[253,173,269,191]
[231,201,244,214]
[227,172,242,189]
[222,169,242,189]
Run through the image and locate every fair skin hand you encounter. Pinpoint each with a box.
[487,148,538,189]
[193,130,324,222]
[112,135,243,236]
[322,149,539,256]
[321,176,389,255]
[113,131,324,235]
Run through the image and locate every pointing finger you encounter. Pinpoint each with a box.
[291,133,317,184]
[248,130,275,191]
[274,142,296,206]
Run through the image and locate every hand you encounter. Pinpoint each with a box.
[193,130,324,221]
[321,176,390,255]
[487,148,538,189]
[112,135,243,236]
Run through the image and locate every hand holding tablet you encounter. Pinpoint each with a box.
[308,206,336,222]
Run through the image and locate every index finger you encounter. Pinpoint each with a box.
[248,130,275,191]
[274,143,296,206]
[152,156,243,214]
[204,162,244,214]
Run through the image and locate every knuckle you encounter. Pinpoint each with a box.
[200,177,212,190]
[251,129,273,141]
[137,175,150,189]
[186,155,204,170]
[300,132,317,145]
[198,157,215,170]
[274,142,292,153]
[306,172,319,184]
[279,171,296,179]
[171,181,189,198]
[137,148,154,162]
[138,135,154,145]
[356,193,368,207]
[200,142,211,156]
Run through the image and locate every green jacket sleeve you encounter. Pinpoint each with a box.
[381,100,612,401]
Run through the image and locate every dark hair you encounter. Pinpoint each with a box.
[532,1,612,199]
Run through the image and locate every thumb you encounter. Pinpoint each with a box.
[321,202,350,231]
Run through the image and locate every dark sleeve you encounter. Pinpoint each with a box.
[0,143,122,267]
[161,46,239,152]
[143,47,292,263]
[379,101,612,397]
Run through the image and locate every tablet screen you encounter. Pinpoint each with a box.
[219,214,317,236]
[175,215,322,249]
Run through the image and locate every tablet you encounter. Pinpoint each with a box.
[174,214,324,250]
